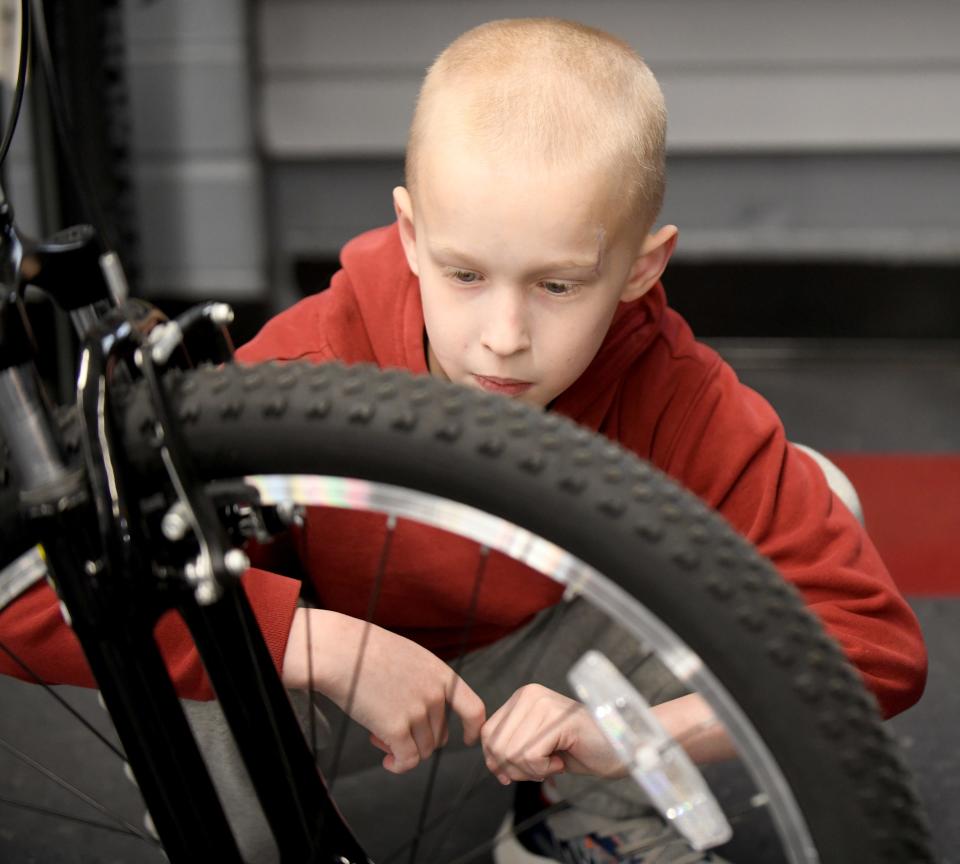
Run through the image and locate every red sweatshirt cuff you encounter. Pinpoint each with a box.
[241,567,303,681]
[152,567,303,701]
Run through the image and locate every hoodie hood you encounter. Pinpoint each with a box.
[329,223,428,373]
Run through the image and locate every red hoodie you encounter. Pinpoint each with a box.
[0,224,926,717]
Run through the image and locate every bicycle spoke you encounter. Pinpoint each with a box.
[0,735,157,843]
[304,595,319,764]
[407,545,490,864]
[0,640,125,761]
[718,791,772,830]
[327,513,397,787]
[0,793,158,840]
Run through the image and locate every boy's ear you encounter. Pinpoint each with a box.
[620,225,678,303]
[392,186,420,276]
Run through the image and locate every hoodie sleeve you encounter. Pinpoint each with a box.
[0,566,303,701]
[652,352,926,719]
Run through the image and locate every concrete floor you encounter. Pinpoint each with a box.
[0,339,957,862]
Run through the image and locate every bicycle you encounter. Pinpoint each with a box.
[0,3,935,862]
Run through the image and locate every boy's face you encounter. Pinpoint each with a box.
[395,144,675,407]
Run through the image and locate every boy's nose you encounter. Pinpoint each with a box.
[480,289,532,357]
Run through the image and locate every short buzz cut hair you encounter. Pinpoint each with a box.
[405,18,668,233]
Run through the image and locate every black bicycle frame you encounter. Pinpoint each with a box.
[0,202,370,862]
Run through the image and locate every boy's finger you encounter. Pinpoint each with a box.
[546,754,565,776]
[383,733,420,774]
[481,690,527,756]
[369,733,391,753]
[429,702,448,751]
[449,680,486,745]
[480,717,503,769]
[521,753,564,781]
[411,718,437,762]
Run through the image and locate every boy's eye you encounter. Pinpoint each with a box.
[448,269,481,285]
[541,281,578,297]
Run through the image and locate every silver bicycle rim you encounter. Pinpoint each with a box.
[248,473,819,864]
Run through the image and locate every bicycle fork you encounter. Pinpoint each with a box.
[0,208,371,862]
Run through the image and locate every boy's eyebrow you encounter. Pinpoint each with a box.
[430,245,602,274]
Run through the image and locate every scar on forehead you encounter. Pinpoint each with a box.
[593,228,606,276]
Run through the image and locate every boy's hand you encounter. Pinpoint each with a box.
[480,684,625,784]
[480,686,735,785]
[282,608,486,774]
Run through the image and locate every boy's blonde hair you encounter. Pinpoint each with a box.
[405,18,667,233]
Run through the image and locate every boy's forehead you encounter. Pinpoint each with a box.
[415,135,627,257]
[427,229,607,276]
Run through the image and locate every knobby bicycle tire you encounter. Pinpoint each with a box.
[109,360,931,863]
[0,358,933,862]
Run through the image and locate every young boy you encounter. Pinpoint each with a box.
[240,16,925,857]
[0,16,926,862]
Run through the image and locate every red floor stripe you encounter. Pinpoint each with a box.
[827,454,960,596]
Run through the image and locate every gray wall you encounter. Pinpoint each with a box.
[260,0,960,154]
[124,0,267,302]
[258,0,960,302]
[7,1,960,306]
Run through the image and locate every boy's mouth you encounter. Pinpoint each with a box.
[472,374,533,397]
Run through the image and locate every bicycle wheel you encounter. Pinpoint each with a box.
[2,359,932,862]
[116,360,931,863]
